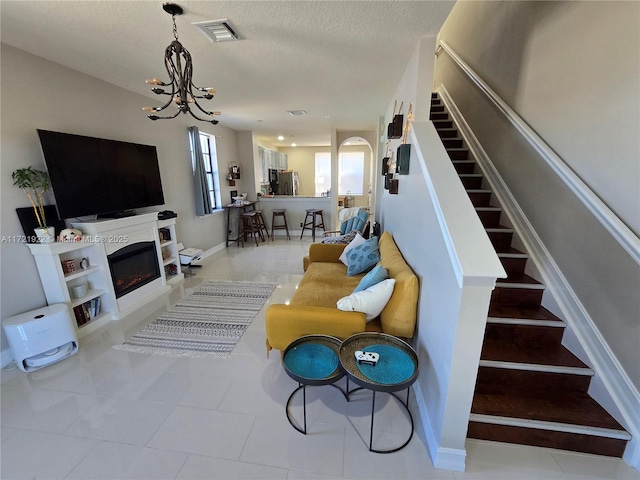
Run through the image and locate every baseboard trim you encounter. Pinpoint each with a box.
[1,349,14,369]
[438,84,640,471]
[413,381,467,472]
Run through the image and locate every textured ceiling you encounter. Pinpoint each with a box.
[1,0,454,146]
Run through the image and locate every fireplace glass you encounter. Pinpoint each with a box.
[108,241,161,298]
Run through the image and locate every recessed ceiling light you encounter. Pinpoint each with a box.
[291,143,297,147]
[287,110,307,116]
[277,135,284,141]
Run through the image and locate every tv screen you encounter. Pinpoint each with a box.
[37,130,165,219]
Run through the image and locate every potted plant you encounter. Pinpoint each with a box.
[12,166,55,243]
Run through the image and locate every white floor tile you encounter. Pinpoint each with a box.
[176,454,288,479]
[66,441,188,479]
[240,415,346,478]
[454,439,565,479]
[1,388,95,433]
[63,396,173,446]
[551,450,640,479]
[0,430,98,479]
[147,405,255,459]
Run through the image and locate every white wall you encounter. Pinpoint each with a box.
[0,45,245,357]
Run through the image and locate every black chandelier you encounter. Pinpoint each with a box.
[143,3,220,124]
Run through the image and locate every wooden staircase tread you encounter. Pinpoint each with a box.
[496,273,544,287]
[488,305,562,322]
[481,337,589,369]
[471,393,625,431]
[498,250,528,259]
[485,226,514,233]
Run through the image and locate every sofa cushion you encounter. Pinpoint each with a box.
[337,278,395,321]
[378,231,419,337]
[346,236,380,276]
[339,232,366,265]
[290,262,362,309]
[353,265,388,293]
[340,209,369,235]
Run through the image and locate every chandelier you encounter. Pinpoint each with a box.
[143,3,220,124]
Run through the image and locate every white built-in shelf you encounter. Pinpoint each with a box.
[69,288,106,308]
[163,256,178,266]
[28,214,184,335]
[64,265,101,282]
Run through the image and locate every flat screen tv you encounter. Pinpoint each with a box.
[37,130,165,219]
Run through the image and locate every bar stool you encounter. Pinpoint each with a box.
[240,211,262,246]
[300,209,325,241]
[271,209,290,240]
[254,210,270,240]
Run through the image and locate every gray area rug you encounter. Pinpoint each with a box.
[114,280,277,358]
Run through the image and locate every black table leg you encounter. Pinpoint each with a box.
[367,388,414,454]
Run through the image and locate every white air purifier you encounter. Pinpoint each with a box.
[3,303,78,372]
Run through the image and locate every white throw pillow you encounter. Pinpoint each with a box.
[339,232,366,266]
[336,278,396,322]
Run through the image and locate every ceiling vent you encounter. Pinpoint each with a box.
[193,19,240,42]
[287,110,308,116]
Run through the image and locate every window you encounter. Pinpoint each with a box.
[315,152,331,196]
[190,131,221,212]
[338,151,364,195]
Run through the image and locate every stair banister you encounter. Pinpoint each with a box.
[436,40,640,264]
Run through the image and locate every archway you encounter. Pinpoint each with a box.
[335,131,376,230]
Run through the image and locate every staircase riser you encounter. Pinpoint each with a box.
[478,210,501,227]
[488,232,514,251]
[430,112,449,120]
[475,368,592,397]
[442,138,463,148]
[437,129,458,138]
[491,287,544,308]
[433,120,453,129]
[448,150,469,160]
[431,105,445,112]
[468,422,626,457]
[500,257,527,277]
[453,162,476,174]
[461,176,483,189]
[484,323,564,346]
[468,192,492,207]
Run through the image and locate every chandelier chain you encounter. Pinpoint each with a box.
[172,15,179,41]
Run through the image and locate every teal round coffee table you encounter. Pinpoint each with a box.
[339,332,419,453]
[283,335,347,434]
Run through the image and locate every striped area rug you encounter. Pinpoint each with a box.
[114,280,277,358]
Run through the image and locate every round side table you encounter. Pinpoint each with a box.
[339,332,419,453]
[283,335,348,434]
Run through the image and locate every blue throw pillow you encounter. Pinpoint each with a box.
[353,265,388,292]
[346,237,380,276]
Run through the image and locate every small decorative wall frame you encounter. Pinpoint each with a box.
[387,100,403,139]
[396,144,411,175]
[389,179,399,194]
[384,173,394,190]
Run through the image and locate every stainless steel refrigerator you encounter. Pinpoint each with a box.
[276,171,299,195]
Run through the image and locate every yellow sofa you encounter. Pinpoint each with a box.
[265,231,419,353]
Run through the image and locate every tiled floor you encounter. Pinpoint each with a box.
[2,238,638,480]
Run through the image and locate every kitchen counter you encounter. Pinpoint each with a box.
[256,196,334,235]
[258,195,331,199]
